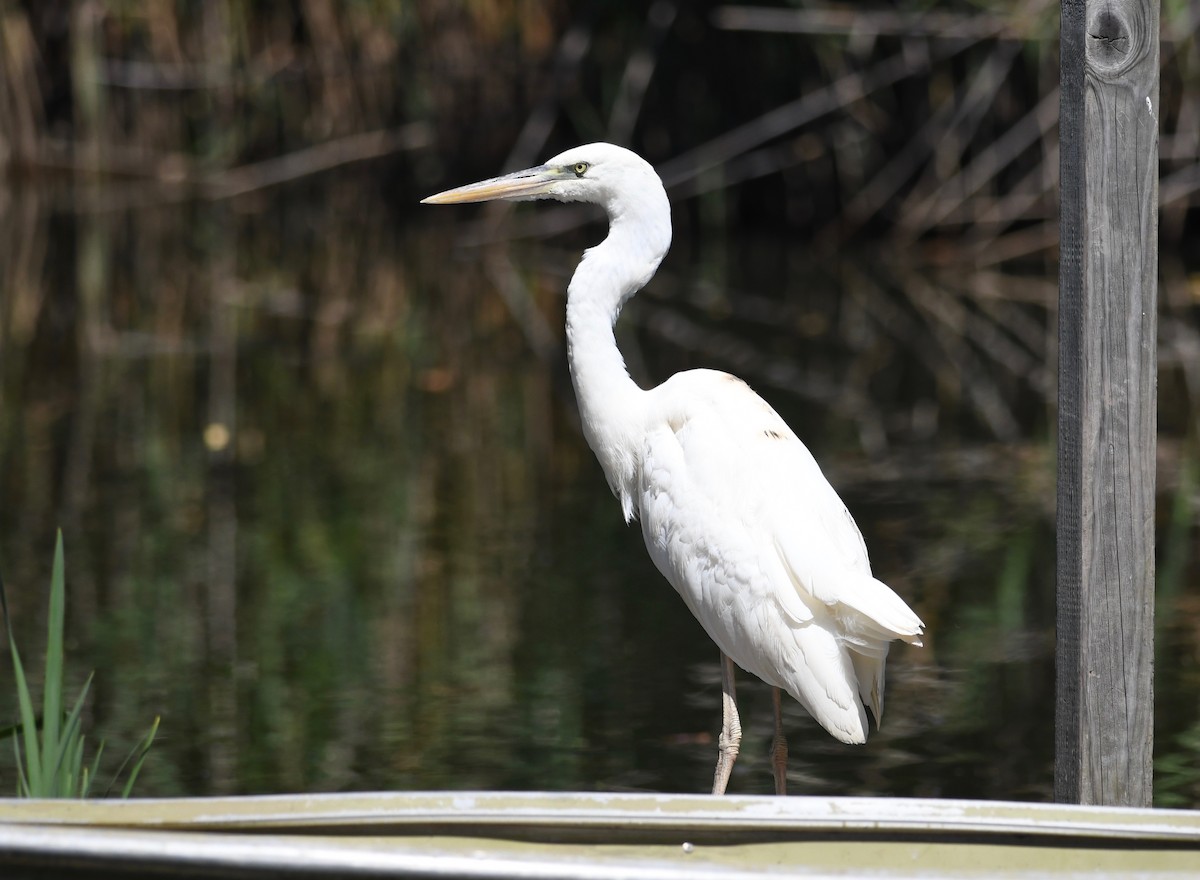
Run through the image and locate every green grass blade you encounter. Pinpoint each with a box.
[12,735,29,797]
[2,569,43,796]
[64,723,86,798]
[41,531,66,790]
[84,740,105,799]
[67,731,86,798]
[10,650,43,795]
[49,672,93,796]
[116,716,160,798]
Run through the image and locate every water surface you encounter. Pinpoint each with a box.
[1,174,1196,804]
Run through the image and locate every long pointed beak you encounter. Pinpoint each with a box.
[421,165,559,204]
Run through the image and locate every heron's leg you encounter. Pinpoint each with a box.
[711,652,741,795]
[769,687,788,796]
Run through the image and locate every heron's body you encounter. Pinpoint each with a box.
[424,142,924,789]
[635,368,917,743]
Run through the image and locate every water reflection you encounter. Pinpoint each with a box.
[0,175,1197,804]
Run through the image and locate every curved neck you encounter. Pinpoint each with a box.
[565,206,670,519]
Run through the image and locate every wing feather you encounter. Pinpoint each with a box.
[638,369,923,740]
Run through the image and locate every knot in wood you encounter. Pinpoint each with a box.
[1086,2,1147,77]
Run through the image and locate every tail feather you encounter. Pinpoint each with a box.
[835,574,924,646]
[850,648,887,728]
[776,625,869,744]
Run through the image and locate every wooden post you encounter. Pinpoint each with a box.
[1056,0,1159,806]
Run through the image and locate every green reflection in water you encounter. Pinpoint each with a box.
[0,177,1197,804]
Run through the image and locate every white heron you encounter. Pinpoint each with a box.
[422,143,924,795]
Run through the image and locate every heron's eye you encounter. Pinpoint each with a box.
[572,162,589,177]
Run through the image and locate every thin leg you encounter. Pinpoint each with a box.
[769,687,788,796]
[711,652,741,795]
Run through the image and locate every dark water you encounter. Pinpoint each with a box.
[1,174,1197,804]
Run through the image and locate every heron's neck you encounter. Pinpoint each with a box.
[565,211,670,521]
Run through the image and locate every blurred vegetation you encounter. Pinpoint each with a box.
[0,1,1195,248]
[0,1,1198,804]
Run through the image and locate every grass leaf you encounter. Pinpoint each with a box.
[1,565,43,795]
[84,739,105,799]
[12,735,29,797]
[49,672,93,796]
[68,731,86,798]
[117,716,160,799]
[41,531,66,790]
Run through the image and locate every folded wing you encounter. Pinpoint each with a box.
[642,370,923,739]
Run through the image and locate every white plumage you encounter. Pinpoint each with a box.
[638,368,923,744]
[423,142,924,793]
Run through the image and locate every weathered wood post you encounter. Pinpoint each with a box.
[1056,0,1159,806]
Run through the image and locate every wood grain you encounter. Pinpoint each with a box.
[1056,0,1159,807]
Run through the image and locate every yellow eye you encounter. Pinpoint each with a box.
[572,162,589,176]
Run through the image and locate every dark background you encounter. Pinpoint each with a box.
[2,0,1199,804]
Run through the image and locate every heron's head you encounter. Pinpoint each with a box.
[421,143,664,212]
